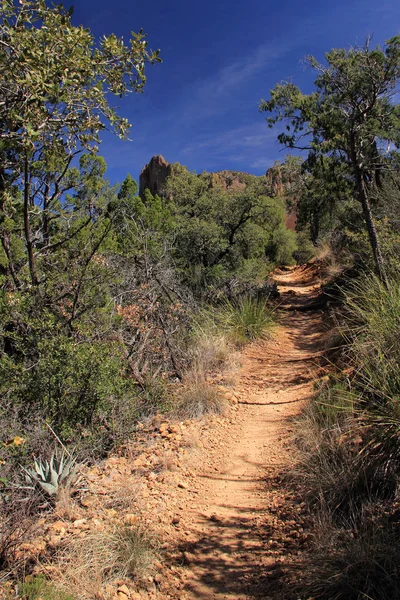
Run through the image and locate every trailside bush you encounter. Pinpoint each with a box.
[291,273,400,600]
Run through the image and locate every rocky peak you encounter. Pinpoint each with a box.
[139,155,173,197]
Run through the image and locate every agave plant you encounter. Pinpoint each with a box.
[22,447,80,497]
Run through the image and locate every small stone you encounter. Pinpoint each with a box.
[51,520,66,533]
[73,518,87,528]
[81,494,97,508]
[117,585,130,598]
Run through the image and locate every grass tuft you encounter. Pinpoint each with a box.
[289,273,400,600]
[174,370,227,419]
[201,296,275,347]
[53,524,158,598]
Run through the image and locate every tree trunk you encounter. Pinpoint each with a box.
[349,134,388,287]
[355,168,389,287]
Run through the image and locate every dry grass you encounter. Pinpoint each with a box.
[192,333,234,371]
[54,487,83,522]
[101,478,140,512]
[297,503,400,600]
[315,241,353,281]
[52,524,159,599]
[174,370,228,419]
[315,241,334,264]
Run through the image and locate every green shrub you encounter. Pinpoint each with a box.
[294,231,316,264]
[266,225,298,266]
[344,275,400,477]
[19,575,75,600]
[215,296,275,346]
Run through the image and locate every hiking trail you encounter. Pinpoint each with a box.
[166,264,326,599]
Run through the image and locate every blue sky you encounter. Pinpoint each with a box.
[72,0,399,186]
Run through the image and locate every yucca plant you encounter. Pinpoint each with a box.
[22,447,81,498]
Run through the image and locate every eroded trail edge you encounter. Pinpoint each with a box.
[167,265,325,599]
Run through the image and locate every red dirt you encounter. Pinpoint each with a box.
[162,264,326,599]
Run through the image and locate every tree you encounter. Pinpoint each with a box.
[0,0,161,288]
[260,36,400,283]
[160,165,289,292]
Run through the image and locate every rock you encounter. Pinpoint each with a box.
[117,585,130,598]
[139,155,173,197]
[50,520,67,534]
[81,494,97,508]
[177,481,188,489]
[73,518,87,528]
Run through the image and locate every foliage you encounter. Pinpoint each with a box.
[19,575,75,600]
[261,36,400,282]
[157,165,294,293]
[0,1,165,468]
[208,296,275,346]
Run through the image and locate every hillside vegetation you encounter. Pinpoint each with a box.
[0,2,399,599]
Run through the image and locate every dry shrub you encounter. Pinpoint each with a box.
[0,490,41,577]
[315,240,353,281]
[52,525,159,599]
[192,332,234,373]
[54,487,82,521]
[298,503,400,600]
[174,371,227,419]
[101,478,140,512]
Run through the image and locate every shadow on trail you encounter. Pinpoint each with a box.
[165,411,315,599]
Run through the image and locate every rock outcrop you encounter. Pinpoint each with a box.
[139,155,298,230]
[139,155,173,197]
[266,162,300,230]
[208,170,248,192]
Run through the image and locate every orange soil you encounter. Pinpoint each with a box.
[164,265,326,599]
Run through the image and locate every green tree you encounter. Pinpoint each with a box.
[160,165,289,292]
[0,2,162,443]
[0,0,161,288]
[260,36,400,284]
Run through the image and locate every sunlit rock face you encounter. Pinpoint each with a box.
[265,163,299,230]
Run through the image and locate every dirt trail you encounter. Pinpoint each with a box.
[171,265,325,599]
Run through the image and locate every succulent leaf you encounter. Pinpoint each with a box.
[21,447,81,497]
